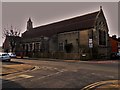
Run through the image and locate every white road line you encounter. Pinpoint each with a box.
[36,69,67,80]
[2,74,34,83]
[5,76,17,80]
[5,69,67,83]
[18,74,34,78]
[4,74,34,80]
[3,66,67,83]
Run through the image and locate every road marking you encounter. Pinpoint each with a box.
[81,80,119,90]
[3,74,34,81]
[38,71,60,79]
[31,66,60,71]
[31,66,40,71]
[5,76,17,80]
[2,74,34,84]
[37,69,67,80]
[4,68,67,83]
[18,74,34,78]
[39,69,67,79]
[3,66,67,83]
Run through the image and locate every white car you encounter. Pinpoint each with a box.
[117,52,120,56]
[0,52,11,62]
[8,53,16,58]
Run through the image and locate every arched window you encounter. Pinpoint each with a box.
[99,29,106,45]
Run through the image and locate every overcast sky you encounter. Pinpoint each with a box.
[1,2,119,46]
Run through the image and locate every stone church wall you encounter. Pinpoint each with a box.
[58,31,79,53]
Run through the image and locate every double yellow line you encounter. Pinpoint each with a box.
[81,80,119,90]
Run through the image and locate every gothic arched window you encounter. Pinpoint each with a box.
[98,21,106,46]
[99,29,106,45]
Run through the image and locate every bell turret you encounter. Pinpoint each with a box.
[100,6,102,11]
[27,17,33,31]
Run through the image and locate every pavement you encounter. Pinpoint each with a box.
[17,56,120,63]
[1,62,34,76]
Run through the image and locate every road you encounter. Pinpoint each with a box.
[1,58,119,89]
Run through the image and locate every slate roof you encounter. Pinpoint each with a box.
[22,11,100,38]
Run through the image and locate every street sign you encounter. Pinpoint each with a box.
[89,39,93,48]
[89,43,93,48]
[89,39,92,43]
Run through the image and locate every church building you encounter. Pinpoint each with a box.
[21,6,110,60]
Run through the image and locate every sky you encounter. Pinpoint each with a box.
[1,2,119,46]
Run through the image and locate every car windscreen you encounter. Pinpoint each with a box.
[2,54,8,56]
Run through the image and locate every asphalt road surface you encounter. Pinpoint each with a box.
[1,59,119,89]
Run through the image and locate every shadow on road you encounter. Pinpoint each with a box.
[2,79,25,90]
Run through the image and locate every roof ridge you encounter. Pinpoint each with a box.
[22,10,100,38]
[33,10,99,29]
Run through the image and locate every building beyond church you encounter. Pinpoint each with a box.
[21,6,110,60]
[109,36,120,53]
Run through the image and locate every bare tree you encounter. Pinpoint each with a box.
[2,26,21,37]
[2,25,21,53]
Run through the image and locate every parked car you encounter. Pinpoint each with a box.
[117,52,120,56]
[0,52,11,62]
[117,52,120,59]
[110,52,120,59]
[8,53,16,58]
